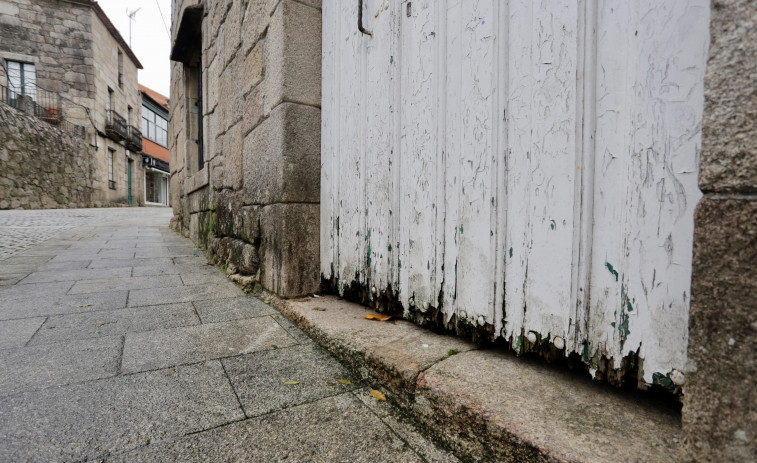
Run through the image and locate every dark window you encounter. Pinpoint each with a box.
[108,149,116,189]
[118,50,124,88]
[6,60,36,101]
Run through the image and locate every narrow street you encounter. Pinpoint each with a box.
[0,208,457,462]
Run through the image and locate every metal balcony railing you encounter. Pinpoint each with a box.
[126,125,142,151]
[105,109,128,141]
[0,82,86,139]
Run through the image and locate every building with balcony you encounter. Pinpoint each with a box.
[0,0,146,206]
[139,84,170,206]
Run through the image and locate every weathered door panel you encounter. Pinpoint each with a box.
[322,0,709,386]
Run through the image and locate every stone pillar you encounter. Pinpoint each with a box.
[170,0,321,298]
[17,94,35,116]
[683,0,757,461]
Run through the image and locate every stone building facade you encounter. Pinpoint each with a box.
[169,0,321,297]
[0,0,145,207]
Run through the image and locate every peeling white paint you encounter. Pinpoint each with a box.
[322,0,709,386]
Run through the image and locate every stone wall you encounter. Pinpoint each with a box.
[0,0,96,127]
[170,0,321,298]
[683,0,757,460]
[0,101,94,209]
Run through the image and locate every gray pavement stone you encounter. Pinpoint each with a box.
[38,260,92,270]
[0,361,244,463]
[353,387,462,463]
[0,208,456,462]
[87,257,174,269]
[273,313,314,344]
[0,280,73,301]
[68,275,184,294]
[0,275,25,286]
[178,271,230,286]
[106,393,424,463]
[0,336,121,396]
[222,343,360,417]
[18,267,132,284]
[128,283,241,307]
[0,291,129,320]
[121,317,299,373]
[0,317,45,349]
[27,303,200,346]
[193,296,276,323]
[132,263,220,277]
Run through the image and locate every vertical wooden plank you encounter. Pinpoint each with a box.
[521,0,580,345]
[398,0,439,313]
[336,1,367,292]
[320,0,338,281]
[453,0,499,330]
[627,0,706,382]
[503,0,533,348]
[441,0,462,322]
[588,0,708,380]
[364,0,398,298]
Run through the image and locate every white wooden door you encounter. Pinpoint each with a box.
[321,0,709,387]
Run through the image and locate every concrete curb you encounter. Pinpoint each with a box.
[264,293,683,463]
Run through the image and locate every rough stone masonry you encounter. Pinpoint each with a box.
[169,0,321,298]
[0,102,95,209]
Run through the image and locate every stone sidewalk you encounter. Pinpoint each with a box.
[0,208,458,462]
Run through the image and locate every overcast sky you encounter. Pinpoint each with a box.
[99,0,172,98]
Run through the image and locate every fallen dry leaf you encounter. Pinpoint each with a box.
[364,313,392,321]
[337,379,352,385]
[165,369,175,376]
[283,381,300,385]
[96,320,106,326]
[370,389,386,401]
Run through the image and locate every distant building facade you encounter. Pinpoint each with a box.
[0,0,146,206]
[139,84,170,206]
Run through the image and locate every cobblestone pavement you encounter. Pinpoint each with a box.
[0,208,458,462]
[0,208,171,260]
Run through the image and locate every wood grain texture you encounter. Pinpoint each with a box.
[322,0,709,386]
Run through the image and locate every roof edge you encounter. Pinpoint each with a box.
[63,0,143,69]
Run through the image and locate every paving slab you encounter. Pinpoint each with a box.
[270,295,479,393]
[87,257,174,269]
[0,280,73,301]
[18,267,132,284]
[0,275,24,286]
[27,303,200,346]
[0,336,121,396]
[121,317,298,373]
[68,274,184,294]
[222,343,360,417]
[353,387,461,463]
[128,283,241,307]
[38,259,92,271]
[0,317,45,349]
[132,263,220,277]
[0,361,244,463]
[179,271,230,285]
[106,393,424,463]
[193,296,277,323]
[0,291,129,320]
[273,313,313,344]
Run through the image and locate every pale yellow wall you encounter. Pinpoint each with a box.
[90,9,144,205]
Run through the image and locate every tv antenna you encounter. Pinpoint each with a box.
[126,7,141,47]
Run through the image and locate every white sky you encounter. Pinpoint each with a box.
[98,0,172,98]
